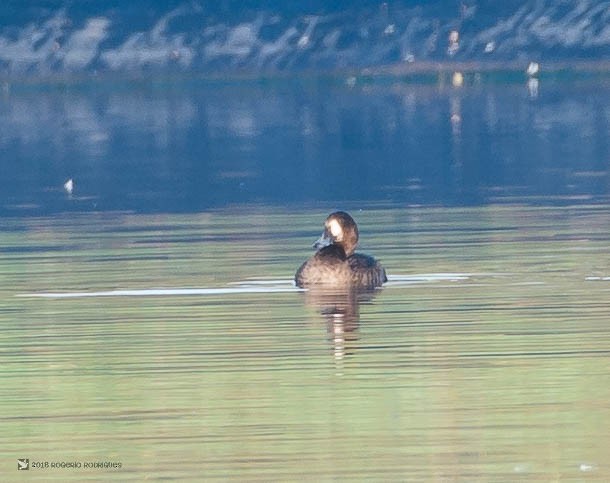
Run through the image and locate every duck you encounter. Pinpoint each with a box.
[295,211,387,290]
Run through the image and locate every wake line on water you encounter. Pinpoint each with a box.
[16,273,473,299]
[16,286,301,299]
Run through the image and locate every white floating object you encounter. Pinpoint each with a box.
[384,24,395,35]
[447,30,460,56]
[452,72,464,87]
[297,35,309,48]
[484,41,495,53]
[527,61,539,77]
[63,178,74,195]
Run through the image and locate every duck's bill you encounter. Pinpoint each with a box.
[313,232,332,250]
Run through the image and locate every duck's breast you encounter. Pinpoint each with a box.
[295,246,349,288]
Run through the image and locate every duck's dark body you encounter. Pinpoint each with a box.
[295,212,387,290]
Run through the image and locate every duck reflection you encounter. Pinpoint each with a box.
[302,287,381,362]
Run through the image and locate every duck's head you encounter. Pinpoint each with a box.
[314,211,359,257]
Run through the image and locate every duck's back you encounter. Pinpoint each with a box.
[348,253,387,289]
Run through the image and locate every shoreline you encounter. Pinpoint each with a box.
[2,60,609,88]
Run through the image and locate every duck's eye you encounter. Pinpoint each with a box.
[328,218,342,239]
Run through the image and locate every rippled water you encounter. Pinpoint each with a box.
[3,74,610,216]
[1,63,609,478]
[2,205,609,479]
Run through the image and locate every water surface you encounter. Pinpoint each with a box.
[1,68,610,479]
[1,204,609,479]
[2,75,609,215]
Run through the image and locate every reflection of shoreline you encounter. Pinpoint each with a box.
[1,74,608,215]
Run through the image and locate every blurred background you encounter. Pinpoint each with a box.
[1,0,608,213]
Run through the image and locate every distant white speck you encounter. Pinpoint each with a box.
[297,35,309,48]
[484,41,495,53]
[404,53,415,63]
[513,463,530,473]
[452,72,464,87]
[345,76,357,88]
[579,463,596,472]
[527,62,540,77]
[448,30,460,56]
[384,24,395,35]
[63,178,74,195]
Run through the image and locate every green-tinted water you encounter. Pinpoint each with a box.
[1,205,609,480]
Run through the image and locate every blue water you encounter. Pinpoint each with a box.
[1,75,609,216]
